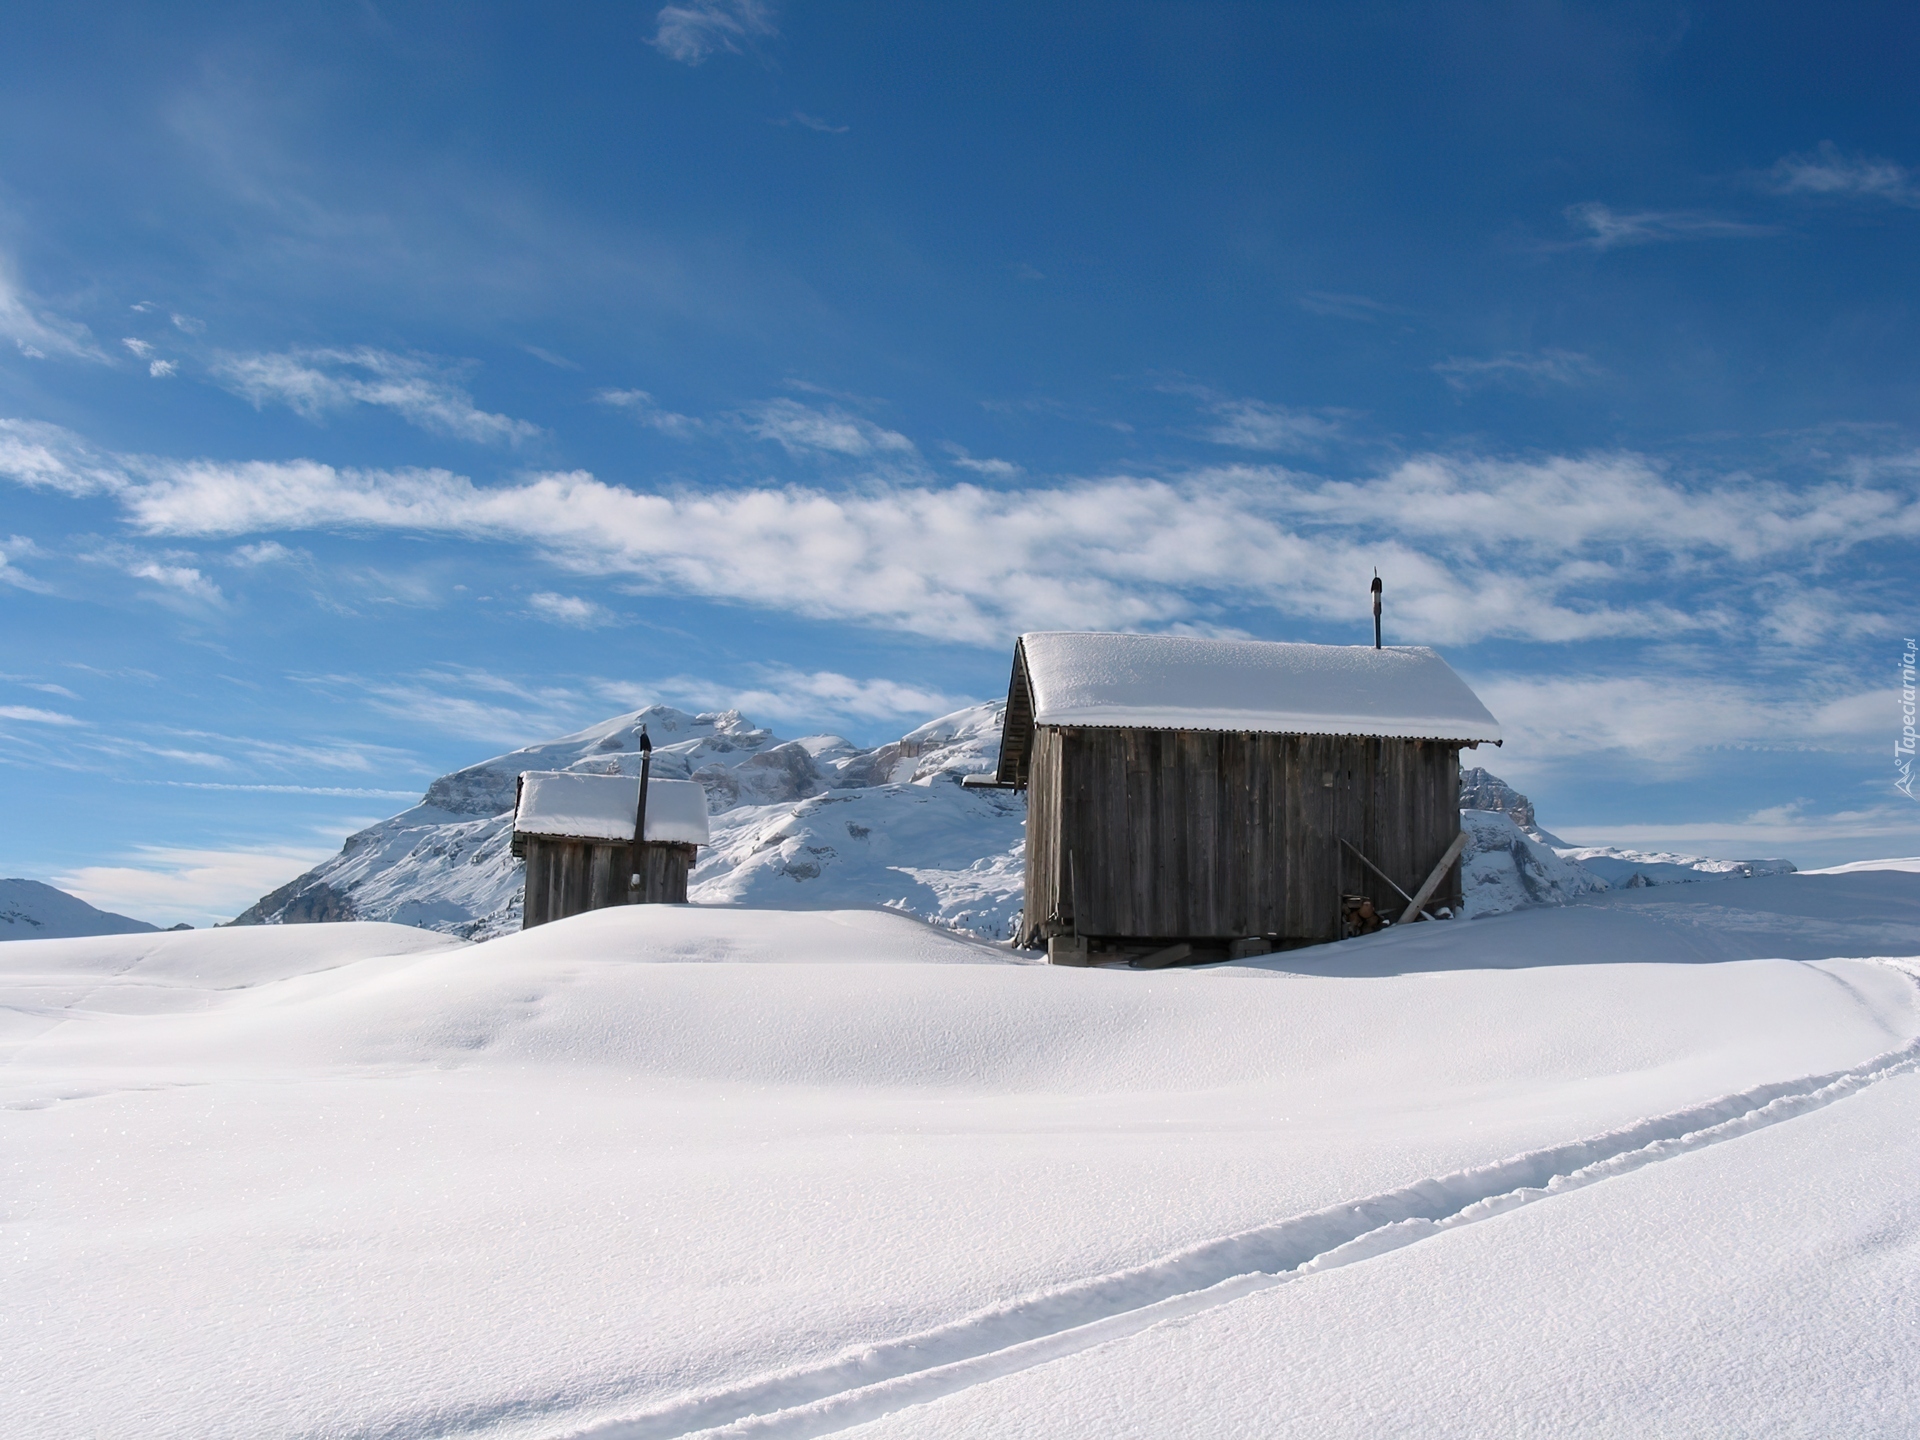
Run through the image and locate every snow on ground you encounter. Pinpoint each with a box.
[1803,855,1920,875]
[7,873,1920,1438]
[0,876,158,940]
[1554,844,1797,888]
[843,1067,1920,1440]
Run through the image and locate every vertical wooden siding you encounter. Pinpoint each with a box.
[521,839,695,928]
[1019,727,1462,946]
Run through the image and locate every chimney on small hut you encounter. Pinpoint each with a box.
[1371,571,1383,649]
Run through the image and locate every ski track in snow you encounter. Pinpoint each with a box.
[557,962,1920,1440]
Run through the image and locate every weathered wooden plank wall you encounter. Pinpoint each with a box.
[1019,727,1462,947]
[521,839,696,928]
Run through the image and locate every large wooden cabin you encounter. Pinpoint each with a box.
[511,771,711,928]
[983,633,1502,960]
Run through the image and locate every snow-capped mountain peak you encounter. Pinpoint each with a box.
[233,701,1023,940]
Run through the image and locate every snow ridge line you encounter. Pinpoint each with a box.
[568,1008,1920,1439]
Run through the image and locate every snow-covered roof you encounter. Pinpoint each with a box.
[513,772,710,846]
[1016,632,1502,743]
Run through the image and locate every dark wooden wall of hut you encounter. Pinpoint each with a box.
[521,838,695,928]
[1020,727,1462,948]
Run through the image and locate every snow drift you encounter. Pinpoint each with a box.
[7,875,1920,1439]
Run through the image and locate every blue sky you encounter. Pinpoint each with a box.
[3,1,1918,923]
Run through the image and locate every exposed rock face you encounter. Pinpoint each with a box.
[229,878,355,926]
[1458,767,1535,832]
[1458,809,1608,918]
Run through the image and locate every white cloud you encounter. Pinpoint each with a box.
[70,538,228,607]
[0,673,80,699]
[1298,291,1402,322]
[54,843,338,927]
[0,704,84,725]
[0,533,51,592]
[652,0,777,64]
[742,397,917,458]
[149,359,177,379]
[1565,202,1777,249]
[785,112,848,134]
[0,259,107,362]
[1768,142,1920,206]
[6,418,1918,650]
[1548,807,1920,860]
[1165,384,1343,452]
[171,312,205,335]
[123,337,155,358]
[230,540,300,566]
[597,388,703,439]
[527,591,614,627]
[1433,349,1600,393]
[212,347,539,445]
[951,456,1021,479]
[940,443,1021,478]
[301,666,588,745]
[1470,672,1881,774]
[628,666,964,728]
[133,560,221,599]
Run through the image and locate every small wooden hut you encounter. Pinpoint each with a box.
[982,633,1502,961]
[511,771,711,928]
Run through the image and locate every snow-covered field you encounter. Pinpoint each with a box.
[7,872,1919,1438]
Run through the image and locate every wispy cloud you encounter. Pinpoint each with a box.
[149,360,177,379]
[1433,349,1601,393]
[0,704,84,725]
[0,258,107,362]
[652,0,777,65]
[212,347,540,445]
[301,666,588,745]
[0,533,52,592]
[230,540,301,566]
[1166,383,1344,453]
[80,542,227,607]
[596,388,703,439]
[941,443,1022,479]
[780,111,848,134]
[1298,291,1403,322]
[742,397,917,458]
[54,842,339,926]
[604,666,963,729]
[7,417,1917,650]
[1549,806,1920,854]
[1565,202,1777,249]
[126,557,224,604]
[527,591,616,627]
[1472,672,1881,773]
[1767,141,1920,207]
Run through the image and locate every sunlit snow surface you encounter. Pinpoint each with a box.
[7,874,1920,1439]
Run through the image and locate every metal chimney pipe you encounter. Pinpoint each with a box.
[1371,571,1383,649]
[629,724,653,901]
